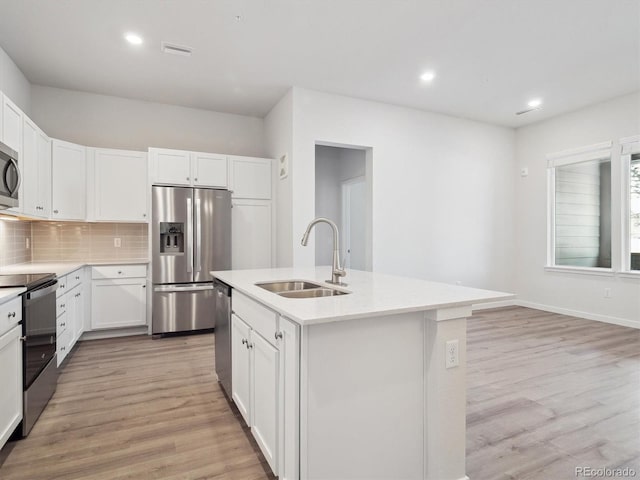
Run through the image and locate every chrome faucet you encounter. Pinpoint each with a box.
[301,217,347,285]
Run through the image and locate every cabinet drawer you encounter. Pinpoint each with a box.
[0,297,22,337]
[57,326,72,366]
[92,265,147,280]
[233,291,277,347]
[57,295,68,318]
[57,310,68,336]
[67,269,83,290]
[56,275,68,297]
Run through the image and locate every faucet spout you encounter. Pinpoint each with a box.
[300,217,347,285]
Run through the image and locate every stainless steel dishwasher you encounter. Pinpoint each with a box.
[214,279,232,397]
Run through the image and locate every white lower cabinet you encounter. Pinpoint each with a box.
[91,266,147,330]
[231,292,300,479]
[57,270,85,366]
[0,297,22,451]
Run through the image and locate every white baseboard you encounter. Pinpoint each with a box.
[471,298,639,330]
[515,300,640,330]
[79,326,149,341]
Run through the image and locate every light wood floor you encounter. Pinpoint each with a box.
[0,333,276,480]
[467,307,640,479]
[0,307,638,479]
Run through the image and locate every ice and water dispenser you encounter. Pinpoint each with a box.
[159,223,184,254]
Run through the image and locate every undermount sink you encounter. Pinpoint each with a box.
[255,280,324,293]
[255,280,350,298]
[278,288,349,298]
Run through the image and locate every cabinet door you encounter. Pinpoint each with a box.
[150,148,191,186]
[74,287,84,342]
[94,149,148,222]
[231,314,252,426]
[36,129,51,217]
[51,139,87,220]
[0,324,22,450]
[191,152,227,188]
[229,156,272,199]
[251,331,279,475]
[2,95,23,153]
[91,279,147,329]
[21,117,39,217]
[232,199,272,270]
[278,317,300,480]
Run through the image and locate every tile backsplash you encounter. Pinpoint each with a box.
[0,219,32,267]
[31,222,149,263]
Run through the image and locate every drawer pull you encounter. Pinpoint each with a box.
[275,332,283,340]
[7,312,16,318]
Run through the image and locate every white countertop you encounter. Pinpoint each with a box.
[0,260,150,277]
[211,267,515,325]
[0,287,26,304]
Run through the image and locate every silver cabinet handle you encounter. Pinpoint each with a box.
[194,177,198,182]
[186,177,190,181]
[275,331,283,340]
[248,343,253,349]
[54,209,59,214]
[241,339,247,345]
[7,312,15,318]
[19,336,26,342]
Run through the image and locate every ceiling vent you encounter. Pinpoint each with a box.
[515,107,541,116]
[161,42,193,57]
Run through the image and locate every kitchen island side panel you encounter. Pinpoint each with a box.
[300,312,425,480]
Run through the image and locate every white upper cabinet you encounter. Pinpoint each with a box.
[51,139,87,221]
[149,148,192,186]
[22,117,51,218]
[149,147,229,188]
[229,156,272,199]
[93,148,148,222]
[191,152,227,188]
[1,94,23,154]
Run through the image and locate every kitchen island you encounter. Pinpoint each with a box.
[212,267,513,480]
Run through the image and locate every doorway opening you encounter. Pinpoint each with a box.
[314,144,371,271]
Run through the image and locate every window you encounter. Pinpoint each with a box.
[629,153,640,270]
[547,142,612,270]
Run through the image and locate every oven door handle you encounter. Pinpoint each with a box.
[25,281,58,302]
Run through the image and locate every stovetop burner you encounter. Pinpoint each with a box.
[0,273,56,290]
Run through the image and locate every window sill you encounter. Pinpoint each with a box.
[544,266,615,277]
[617,271,640,280]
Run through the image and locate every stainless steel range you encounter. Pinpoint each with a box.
[0,273,58,436]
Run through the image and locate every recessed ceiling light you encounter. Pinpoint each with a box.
[527,98,542,108]
[420,71,436,83]
[125,33,143,45]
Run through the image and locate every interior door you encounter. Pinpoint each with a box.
[341,177,366,270]
[193,188,231,283]
[152,186,193,284]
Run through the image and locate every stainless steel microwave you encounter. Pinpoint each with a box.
[0,141,20,209]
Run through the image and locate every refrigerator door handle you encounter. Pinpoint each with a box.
[195,197,202,273]
[186,197,193,273]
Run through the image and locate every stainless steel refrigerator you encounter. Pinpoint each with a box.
[152,186,231,334]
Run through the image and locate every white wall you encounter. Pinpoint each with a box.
[290,88,517,291]
[264,89,294,267]
[515,91,640,326]
[0,46,31,115]
[30,85,264,156]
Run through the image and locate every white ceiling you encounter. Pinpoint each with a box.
[0,0,637,127]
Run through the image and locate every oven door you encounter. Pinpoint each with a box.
[0,141,20,209]
[23,280,57,388]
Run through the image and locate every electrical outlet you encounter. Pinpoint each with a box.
[604,288,611,299]
[445,339,459,369]
[114,237,122,248]
[25,237,30,249]
[520,167,529,177]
